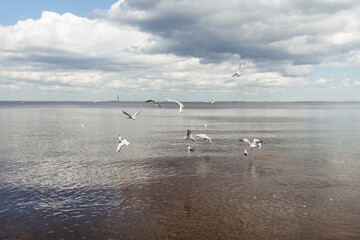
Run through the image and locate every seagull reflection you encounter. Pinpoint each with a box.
[246,161,259,178]
[183,192,195,216]
[195,156,211,177]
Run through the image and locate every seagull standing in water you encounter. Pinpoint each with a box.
[184,130,195,142]
[146,99,161,108]
[123,110,141,120]
[240,138,263,148]
[231,63,242,77]
[116,135,130,153]
[165,97,184,113]
[196,134,212,142]
[244,149,248,156]
[188,146,195,152]
[211,97,215,104]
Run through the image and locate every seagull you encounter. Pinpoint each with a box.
[211,97,215,104]
[196,134,212,142]
[146,99,161,108]
[165,97,184,113]
[204,124,207,128]
[123,110,141,120]
[240,138,263,148]
[116,135,130,153]
[231,63,242,77]
[184,130,195,142]
[244,149,248,156]
[188,146,195,152]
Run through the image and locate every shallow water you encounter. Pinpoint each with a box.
[1,101,360,239]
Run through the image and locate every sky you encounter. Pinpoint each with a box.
[1,0,360,102]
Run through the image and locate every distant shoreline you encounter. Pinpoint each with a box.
[1,100,360,104]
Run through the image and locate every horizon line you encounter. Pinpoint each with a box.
[1,100,360,103]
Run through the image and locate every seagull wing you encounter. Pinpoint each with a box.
[146,100,154,103]
[186,130,194,141]
[116,142,125,153]
[196,134,211,142]
[133,110,141,117]
[252,139,262,144]
[179,104,183,113]
[240,138,251,145]
[123,111,132,118]
[187,130,192,137]
[165,97,180,104]
[157,102,161,108]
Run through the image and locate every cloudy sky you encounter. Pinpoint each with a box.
[1,0,360,102]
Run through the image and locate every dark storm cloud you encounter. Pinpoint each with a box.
[2,47,144,72]
[94,0,360,68]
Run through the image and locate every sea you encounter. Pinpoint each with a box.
[1,101,360,239]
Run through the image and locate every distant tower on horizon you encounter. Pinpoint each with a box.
[117,94,119,102]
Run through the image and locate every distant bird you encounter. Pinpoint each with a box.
[240,138,263,148]
[123,110,141,120]
[165,97,184,113]
[204,124,207,128]
[211,97,215,104]
[188,146,195,152]
[244,149,248,156]
[231,63,242,77]
[184,130,195,142]
[116,135,130,153]
[196,134,212,142]
[146,99,161,108]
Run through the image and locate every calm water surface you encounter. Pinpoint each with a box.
[1,102,360,239]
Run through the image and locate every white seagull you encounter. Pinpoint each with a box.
[240,138,263,148]
[188,146,195,152]
[196,134,212,142]
[165,97,184,113]
[116,135,130,153]
[211,97,215,104]
[231,63,242,77]
[244,149,248,156]
[184,130,195,142]
[123,110,141,120]
[146,99,161,108]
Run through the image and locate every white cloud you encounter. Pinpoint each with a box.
[1,0,360,101]
[348,53,360,66]
[315,78,331,85]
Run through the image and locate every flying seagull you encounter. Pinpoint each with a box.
[146,99,161,108]
[196,134,212,142]
[240,138,263,148]
[116,135,130,153]
[123,110,141,120]
[211,97,215,104]
[231,63,242,77]
[184,130,195,142]
[165,97,184,113]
